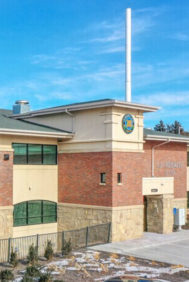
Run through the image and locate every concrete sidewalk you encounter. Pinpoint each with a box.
[90,230,189,267]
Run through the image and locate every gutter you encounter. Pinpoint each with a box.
[145,135,189,143]
[0,128,74,139]
[151,139,171,177]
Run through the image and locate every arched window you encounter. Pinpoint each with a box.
[14,201,57,226]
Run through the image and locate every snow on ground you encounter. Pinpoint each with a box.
[13,249,189,281]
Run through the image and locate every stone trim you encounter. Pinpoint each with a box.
[0,206,13,210]
[58,202,143,211]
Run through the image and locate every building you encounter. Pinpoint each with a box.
[0,99,188,241]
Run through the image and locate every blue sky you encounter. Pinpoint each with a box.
[0,0,189,130]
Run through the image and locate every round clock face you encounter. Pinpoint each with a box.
[122,114,134,134]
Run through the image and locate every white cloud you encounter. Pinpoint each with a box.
[137,91,189,106]
[171,33,189,41]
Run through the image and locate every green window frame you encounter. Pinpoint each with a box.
[12,143,57,165]
[13,200,57,226]
[187,152,189,167]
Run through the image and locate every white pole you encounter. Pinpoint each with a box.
[126,8,131,102]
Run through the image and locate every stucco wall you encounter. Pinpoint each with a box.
[13,223,57,238]
[13,165,58,204]
[27,107,144,153]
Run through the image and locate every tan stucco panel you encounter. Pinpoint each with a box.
[13,223,57,238]
[187,167,189,191]
[13,165,58,204]
[58,107,144,153]
[142,177,174,195]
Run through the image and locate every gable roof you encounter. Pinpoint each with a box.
[0,109,73,138]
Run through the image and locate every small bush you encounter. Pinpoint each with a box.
[22,275,34,282]
[44,240,53,261]
[61,238,72,256]
[0,269,14,281]
[25,265,40,277]
[10,247,18,267]
[27,244,38,265]
[39,271,52,282]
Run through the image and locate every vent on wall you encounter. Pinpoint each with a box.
[13,100,30,114]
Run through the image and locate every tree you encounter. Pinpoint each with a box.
[154,120,184,134]
[170,121,184,134]
[154,120,166,132]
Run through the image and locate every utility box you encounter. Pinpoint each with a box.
[174,208,185,230]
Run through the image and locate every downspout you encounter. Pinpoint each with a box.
[151,139,171,177]
[65,108,74,132]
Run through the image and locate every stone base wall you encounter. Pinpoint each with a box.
[58,203,143,242]
[0,206,13,239]
[172,198,187,209]
[111,205,143,241]
[146,194,173,234]
[162,194,174,233]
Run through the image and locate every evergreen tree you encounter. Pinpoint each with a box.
[154,120,166,132]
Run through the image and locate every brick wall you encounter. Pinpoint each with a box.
[112,141,187,206]
[58,141,187,207]
[0,151,13,206]
[58,152,113,206]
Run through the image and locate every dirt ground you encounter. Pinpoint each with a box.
[1,249,189,282]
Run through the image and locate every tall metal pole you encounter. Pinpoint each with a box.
[126,8,132,102]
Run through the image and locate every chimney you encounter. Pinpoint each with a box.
[126,8,132,102]
[13,100,30,114]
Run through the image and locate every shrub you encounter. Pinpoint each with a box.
[25,265,40,277]
[39,271,52,282]
[10,247,18,267]
[22,275,34,282]
[27,244,38,265]
[44,240,53,261]
[0,269,14,281]
[61,238,72,256]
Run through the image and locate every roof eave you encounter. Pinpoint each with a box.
[145,135,189,143]
[11,100,159,119]
[0,128,74,139]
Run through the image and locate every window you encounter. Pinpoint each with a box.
[117,173,122,184]
[12,144,57,165]
[187,152,189,167]
[13,144,27,164]
[13,200,57,226]
[100,173,106,184]
[28,144,42,164]
[187,192,189,209]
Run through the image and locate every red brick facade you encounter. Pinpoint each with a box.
[0,151,13,206]
[112,141,187,207]
[58,141,187,207]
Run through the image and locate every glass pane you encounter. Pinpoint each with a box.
[13,143,27,164]
[187,152,189,167]
[43,201,57,223]
[43,145,57,164]
[100,173,106,183]
[28,144,42,164]
[14,202,27,226]
[28,201,42,224]
[43,215,56,223]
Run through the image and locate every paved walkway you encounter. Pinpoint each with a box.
[90,230,189,267]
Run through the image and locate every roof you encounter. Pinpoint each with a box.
[0,109,73,138]
[144,128,189,143]
[11,98,159,118]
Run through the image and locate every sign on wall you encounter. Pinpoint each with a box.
[122,114,134,134]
